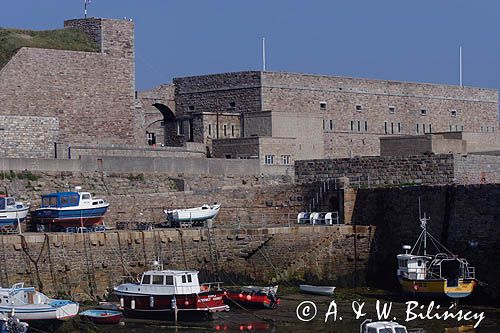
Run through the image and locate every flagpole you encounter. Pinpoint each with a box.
[84,0,87,19]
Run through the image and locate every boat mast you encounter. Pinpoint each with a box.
[419,197,427,256]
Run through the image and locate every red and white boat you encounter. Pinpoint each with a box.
[224,286,280,309]
[113,263,229,321]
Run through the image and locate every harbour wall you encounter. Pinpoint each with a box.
[0,225,374,301]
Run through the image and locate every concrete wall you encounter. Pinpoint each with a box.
[0,18,138,157]
[380,134,467,156]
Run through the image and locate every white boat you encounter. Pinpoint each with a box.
[0,283,79,322]
[299,284,336,296]
[241,285,278,295]
[360,320,408,333]
[0,195,29,231]
[164,203,221,223]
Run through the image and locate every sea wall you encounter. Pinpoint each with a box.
[0,225,373,301]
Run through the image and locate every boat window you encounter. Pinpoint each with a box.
[141,274,151,284]
[49,197,58,207]
[92,202,98,206]
[42,197,50,206]
[417,260,422,266]
[152,275,163,285]
[182,275,187,283]
[61,196,69,205]
[70,196,78,204]
[367,328,377,333]
[395,328,407,333]
[378,329,392,333]
[82,194,91,200]
[202,206,208,210]
[187,275,192,283]
[6,198,15,206]
[165,275,173,285]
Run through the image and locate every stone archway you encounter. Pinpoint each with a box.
[152,103,180,146]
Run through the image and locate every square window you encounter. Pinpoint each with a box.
[320,101,327,110]
[228,101,236,109]
[420,109,427,116]
[389,106,396,114]
[356,105,362,112]
[265,155,274,165]
[188,105,195,112]
[451,110,457,117]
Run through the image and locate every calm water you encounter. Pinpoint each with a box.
[67,291,500,333]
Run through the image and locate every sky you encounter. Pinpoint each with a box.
[1,1,500,92]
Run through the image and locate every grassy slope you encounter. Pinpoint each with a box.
[0,28,98,69]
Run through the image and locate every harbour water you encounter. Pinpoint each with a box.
[67,289,500,332]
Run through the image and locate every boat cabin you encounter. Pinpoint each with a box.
[0,196,23,211]
[134,269,202,295]
[40,191,106,209]
[397,254,427,280]
[363,321,407,333]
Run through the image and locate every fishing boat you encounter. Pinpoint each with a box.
[224,286,280,309]
[79,309,122,325]
[360,319,408,333]
[164,203,220,225]
[0,314,29,333]
[397,213,477,299]
[299,284,336,296]
[113,262,228,321]
[0,195,29,231]
[0,282,79,322]
[33,187,109,231]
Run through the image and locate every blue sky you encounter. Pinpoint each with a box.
[2,1,500,92]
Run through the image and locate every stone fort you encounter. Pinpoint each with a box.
[0,17,499,176]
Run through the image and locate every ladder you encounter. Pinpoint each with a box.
[206,223,221,282]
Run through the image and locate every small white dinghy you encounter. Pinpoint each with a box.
[299,284,336,296]
[164,203,221,223]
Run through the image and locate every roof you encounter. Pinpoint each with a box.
[366,321,405,329]
[42,191,79,198]
[144,269,199,275]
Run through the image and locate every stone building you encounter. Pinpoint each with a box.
[0,18,139,158]
[155,71,499,166]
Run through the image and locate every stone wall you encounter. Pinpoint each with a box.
[0,18,138,156]
[295,154,456,186]
[349,184,500,304]
[454,154,500,184]
[0,225,373,300]
[0,116,59,158]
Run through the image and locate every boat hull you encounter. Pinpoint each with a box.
[34,206,108,228]
[0,208,29,227]
[116,292,228,321]
[299,285,336,296]
[224,291,280,309]
[398,277,476,298]
[0,302,79,321]
[80,310,123,325]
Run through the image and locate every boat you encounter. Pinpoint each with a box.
[0,314,29,333]
[0,282,79,322]
[397,212,477,299]
[360,319,408,333]
[79,309,122,325]
[224,285,280,309]
[0,195,29,232]
[33,186,109,231]
[164,203,220,225]
[299,284,336,296]
[113,262,229,321]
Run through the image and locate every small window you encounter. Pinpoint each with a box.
[416,124,420,134]
[320,101,327,110]
[429,124,432,133]
[165,275,173,285]
[82,194,91,200]
[481,126,484,132]
[50,197,58,206]
[449,125,452,131]
[42,197,50,206]
[182,275,187,283]
[231,125,235,137]
[323,119,326,130]
[384,121,388,134]
[423,124,426,133]
[451,110,457,117]
[61,197,69,205]
[208,124,212,136]
[160,121,165,127]
[417,260,423,266]
[391,122,394,134]
[152,275,164,285]
[265,155,274,165]
[357,120,361,132]
[228,101,236,109]
[364,121,368,132]
[142,275,152,284]
[389,106,396,114]
[282,155,291,165]
[188,105,195,112]
[223,125,227,137]
[329,120,333,131]
[187,275,192,283]
[398,122,401,133]
[356,104,362,112]
[461,125,464,131]
[350,121,354,131]
[177,120,184,135]
[420,109,427,116]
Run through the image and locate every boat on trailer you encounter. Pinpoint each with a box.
[164,204,220,225]
[397,213,477,299]
[224,285,280,309]
[33,186,109,231]
[0,282,79,323]
[0,195,29,232]
[299,284,336,296]
[113,262,228,321]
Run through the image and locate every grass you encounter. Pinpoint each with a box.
[0,27,98,69]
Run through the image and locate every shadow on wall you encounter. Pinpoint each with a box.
[352,184,500,305]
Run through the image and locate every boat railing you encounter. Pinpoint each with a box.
[200,281,224,292]
[466,266,476,279]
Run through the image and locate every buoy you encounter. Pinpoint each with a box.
[184,300,189,306]
[120,297,124,308]
[131,299,136,310]
[246,295,252,301]
[150,296,154,308]
[238,293,243,298]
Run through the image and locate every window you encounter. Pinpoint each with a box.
[398,122,401,133]
[228,101,236,109]
[461,125,464,131]
[152,275,164,285]
[282,155,291,165]
[451,110,457,117]
[423,124,426,133]
[208,124,212,136]
[356,105,362,112]
[323,119,325,131]
[188,105,195,112]
[182,275,186,283]
[82,194,91,200]
[320,101,327,110]
[187,274,192,283]
[416,124,420,134]
[350,121,354,131]
[231,125,235,137]
[429,124,432,133]
[147,132,156,145]
[142,275,152,284]
[420,109,427,116]
[391,122,394,134]
[265,155,274,165]
[449,125,452,131]
[160,121,165,127]
[42,197,50,206]
[165,275,173,285]
[364,121,368,132]
[50,197,58,206]
[481,126,484,132]
[70,196,78,204]
[357,121,361,132]
[223,125,227,137]
[61,196,69,205]
[384,121,388,134]
[329,120,333,131]
[177,120,184,135]
[389,106,396,114]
